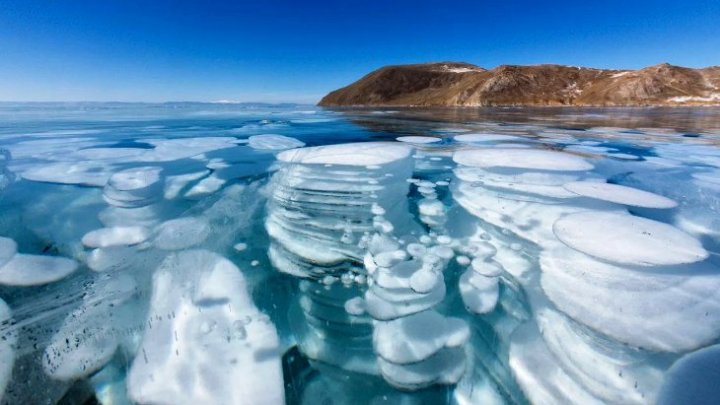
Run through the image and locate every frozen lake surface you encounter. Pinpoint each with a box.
[1,103,719,404]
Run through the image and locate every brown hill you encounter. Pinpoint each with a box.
[319,62,720,107]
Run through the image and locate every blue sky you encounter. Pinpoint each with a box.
[1,0,719,103]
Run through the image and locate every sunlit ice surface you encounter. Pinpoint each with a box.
[0,102,719,404]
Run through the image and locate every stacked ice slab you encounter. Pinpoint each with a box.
[265,142,415,375]
[363,233,470,390]
[451,146,716,404]
[267,142,415,279]
[82,166,167,273]
[97,166,168,231]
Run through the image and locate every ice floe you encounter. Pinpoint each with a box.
[540,245,720,352]
[396,136,442,144]
[81,226,151,248]
[247,134,305,150]
[2,106,720,403]
[563,181,677,208]
[103,166,164,208]
[127,250,284,405]
[44,274,139,380]
[454,148,594,171]
[0,237,78,286]
[553,211,708,266]
[454,134,525,143]
[373,310,469,365]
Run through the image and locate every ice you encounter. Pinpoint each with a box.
[454,134,525,143]
[396,136,442,144]
[563,181,677,208]
[364,279,445,321]
[378,348,467,390]
[0,254,78,286]
[136,137,238,162]
[277,142,412,166]
[44,274,138,380]
[127,250,284,405]
[0,298,16,402]
[2,105,720,404]
[267,142,415,278]
[22,161,114,187]
[510,322,604,405]
[536,309,668,404]
[81,226,151,248]
[164,170,210,199]
[86,246,138,272]
[459,271,500,314]
[553,211,708,266]
[0,236,78,286]
[247,134,305,150]
[454,148,594,171]
[103,167,164,208]
[541,246,720,351]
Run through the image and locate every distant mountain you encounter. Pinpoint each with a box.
[319,62,720,107]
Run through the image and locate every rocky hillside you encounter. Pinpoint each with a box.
[319,62,720,107]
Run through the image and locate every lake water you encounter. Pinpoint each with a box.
[0,103,719,404]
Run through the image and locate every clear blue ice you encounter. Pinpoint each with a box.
[0,103,719,404]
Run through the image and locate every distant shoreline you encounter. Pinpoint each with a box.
[319,62,720,108]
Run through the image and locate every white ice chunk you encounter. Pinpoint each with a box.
[453,148,593,171]
[104,166,163,207]
[454,134,524,143]
[471,258,503,277]
[44,275,137,381]
[396,136,442,144]
[138,137,238,162]
[378,348,467,390]
[373,310,469,364]
[553,211,708,266]
[127,250,284,405]
[22,161,113,187]
[563,182,677,208]
[106,166,162,194]
[365,282,445,321]
[81,226,151,248]
[248,134,305,150]
[459,270,499,314]
[277,142,412,166]
[0,254,78,286]
[409,269,440,293]
[0,298,16,401]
